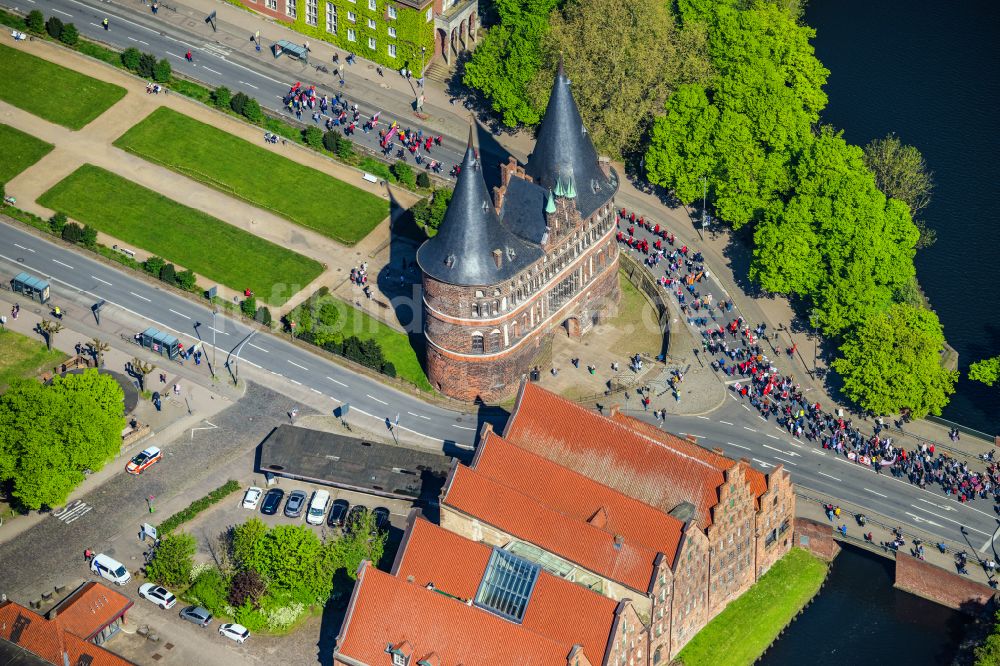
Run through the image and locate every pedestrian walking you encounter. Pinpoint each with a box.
[102,17,109,29]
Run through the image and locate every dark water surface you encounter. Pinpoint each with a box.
[804,0,1000,436]
[760,546,965,664]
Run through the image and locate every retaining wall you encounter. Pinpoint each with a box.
[894,554,997,614]
[793,517,841,562]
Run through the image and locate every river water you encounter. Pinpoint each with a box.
[760,545,965,664]
[803,0,1000,437]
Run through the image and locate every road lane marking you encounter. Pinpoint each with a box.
[169,308,190,319]
[763,444,785,454]
[13,243,35,253]
[809,449,825,455]
[789,441,803,448]
[833,457,854,466]
[908,505,991,536]
[696,415,709,420]
[139,40,149,45]
[248,343,269,353]
[207,326,228,335]
[904,511,944,529]
[452,424,476,430]
[752,458,773,468]
[773,456,797,466]
[167,52,184,60]
[817,472,841,481]
[766,434,779,440]
[726,442,750,450]
[742,404,750,411]
[202,66,222,75]
[91,275,112,286]
[407,411,431,420]
[327,376,348,387]
[719,421,733,426]
[743,426,756,432]
[52,8,73,16]
[128,36,139,42]
[289,379,302,385]
[758,415,767,422]
[916,497,956,512]
[864,488,888,498]
[239,81,260,89]
[311,388,322,394]
[287,359,308,370]
[243,359,262,368]
[366,394,389,405]
[130,291,151,302]
[52,258,74,269]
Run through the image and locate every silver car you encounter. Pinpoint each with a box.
[179,605,213,627]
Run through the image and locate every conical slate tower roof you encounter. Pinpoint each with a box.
[525,61,616,220]
[417,127,542,286]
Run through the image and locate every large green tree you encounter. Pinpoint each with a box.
[534,0,712,156]
[645,0,828,226]
[863,133,936,248]
[146,532,197,587]
[230,520,338,604]
[832,303,957,418]
[463,0,560,127]
[969,356,1000,387]
[750,127,919,334]
[0,371,125,509]
[330,509,387,580]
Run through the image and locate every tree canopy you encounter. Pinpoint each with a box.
[0,371,125,509]
[146,532,197,587]
[863,133,936,247]
[969,356,1000,387]
[831,304,957,418]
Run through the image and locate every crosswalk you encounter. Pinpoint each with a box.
[52,500,92,524]
[200,43,231,59]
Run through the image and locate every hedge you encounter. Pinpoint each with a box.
[157,479,241,534]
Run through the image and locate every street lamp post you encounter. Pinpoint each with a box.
[809,309,820,374]
[698,176,708,240]
[420,46,426,84]
[211,310,218,379]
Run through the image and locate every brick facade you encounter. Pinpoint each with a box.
[895,554,997,612]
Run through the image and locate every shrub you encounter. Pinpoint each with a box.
[381,361,396,378]
[121,47,141,72]
[391,161,415,187]
[45,16,62,39]
[255,306,272,326]
[336,137,354,159]
[240,295,257,318]
[304,125,324,150]
[228,569,267,609]
[137,52,157,78]
[145,532,196,587]
[177,269,197,290]
[48,212,67,234]
[144,255,166,277]
[242,98,263,123]
[359,157,392,181]
[158,479,240,534]
[230,92,249,116]
[212,86,231,110]
[416,171,431,188]
[322,129,341,152]
[81,225,97,248]
[153,58,172,83]
[188,567,229,615]
[61,222,83,244]
[26,9,44,33]
[159,263,177,285]
[58,22,79,46]
[264,601,306,631]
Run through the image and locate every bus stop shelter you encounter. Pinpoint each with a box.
[11,271,50,303]
[273,40,308,62]
[140,327,181,360]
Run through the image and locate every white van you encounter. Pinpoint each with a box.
[91,554,131,585]
[306,490,331,525]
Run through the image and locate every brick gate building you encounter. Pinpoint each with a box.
[416,64,621,402]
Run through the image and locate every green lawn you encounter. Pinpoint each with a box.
[676,548,828,666]
[114,107,389,245]
[0,124,54,182]
[0,44,126,129]
[37,164,323,306]
[0,328,68,390]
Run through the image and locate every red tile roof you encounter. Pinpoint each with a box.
[473,430,684,567]
[335,563,579,666]
[395,517,618,665]
[48,582,133,642]
[503,383,770,529]
[0,600,136,666]
[443,463,660,592]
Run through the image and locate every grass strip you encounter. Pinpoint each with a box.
[37,164,323,306]
[0,43,126,129]
[0,328,69,390]
[0,124,54,182]
[114,107,388,245]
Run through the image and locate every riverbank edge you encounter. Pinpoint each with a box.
[672,547,831,666]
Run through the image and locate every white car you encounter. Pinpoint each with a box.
[219,623,250,644]
[242,487,263,510]
[90,554,131,586]
[138,583,177,609]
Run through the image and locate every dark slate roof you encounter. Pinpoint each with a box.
[525,62,617,220]
[417,128,542,286]
[258,425,451,502]
[500,176,549,245]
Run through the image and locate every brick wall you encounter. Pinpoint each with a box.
[668,526,711,658]
[895,554,997,612]
[754,467,795,579]
[604,601,650,666]
[792,518,840,562]
[705,463,757,616]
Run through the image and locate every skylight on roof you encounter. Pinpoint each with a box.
[474,548,540,623]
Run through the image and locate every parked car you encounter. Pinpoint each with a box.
[126,446,162,475]
[138,583,177,609]
[260,488,284,515]
[284,490,307,518]
[306,490,331,525]
[372,506,391,532]
[344,505,366,532]
[242,487,263,510]
[179,605,213,627]
[327,499,350,527]
[219,623,250,644]
[90,554,131,586]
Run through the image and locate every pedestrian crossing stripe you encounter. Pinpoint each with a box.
[52,500,92,524]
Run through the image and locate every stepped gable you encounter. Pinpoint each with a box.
[472,429,684,567]
[442,464,660,592]
[504,382,761,530]
[336,563,579,665]
[394,517,619,666]
[524,60,616,220]
[416,126,542,286]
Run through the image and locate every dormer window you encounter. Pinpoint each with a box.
[392,654,408,666]
[387,641,414,665]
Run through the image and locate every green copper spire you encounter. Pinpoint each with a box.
[545,189,557,214]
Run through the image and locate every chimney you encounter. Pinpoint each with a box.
[492,249,503,269]
[426,582,435,591]
[613,535,623,550]
[406,575,414,583]
[493,184,506,212]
